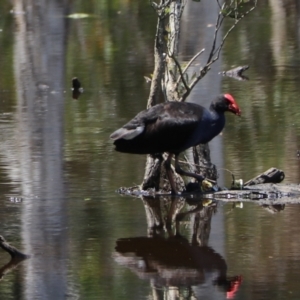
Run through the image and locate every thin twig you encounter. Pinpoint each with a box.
[206,12,223,64]
[179,65,210,101]
[210,0,257,63]
[179,0,257,102]
[175,48,205,89]
[173,156,214,170]
[170,54,190,92]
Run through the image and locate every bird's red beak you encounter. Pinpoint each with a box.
[224,94,241,116]
[229,103,241,116]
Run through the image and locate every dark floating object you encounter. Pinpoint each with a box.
[220,65,249,81]
[72,77,84,99]
[110,94,241,194]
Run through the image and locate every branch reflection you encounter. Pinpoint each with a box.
[115,197,242,299]
[0,236,30,281]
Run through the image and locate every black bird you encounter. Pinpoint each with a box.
[72,77,83,99]
[110,94,241,193]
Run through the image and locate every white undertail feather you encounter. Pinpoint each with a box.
[110,125,145,140]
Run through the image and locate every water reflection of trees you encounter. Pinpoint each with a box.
[220,4,300,296]
[65,1,157,191]
[222,0,300,184]
[115,197,242,299]
[13,0,70,298]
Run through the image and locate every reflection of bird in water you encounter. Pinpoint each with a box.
[261,204,285,213]
[111,94,241,194]
[114,236,242,297]
[72,77,84,99]
[215,275,243,299]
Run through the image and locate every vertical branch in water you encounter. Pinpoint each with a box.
[163,0,185,102]
[143,1,167,191]
[146,8,166,109]
[142,0,185,191]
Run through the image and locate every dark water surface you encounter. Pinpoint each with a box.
[0,1,300,299]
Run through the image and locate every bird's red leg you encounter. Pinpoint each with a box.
[164,153,178,195]
[174,155,206,182]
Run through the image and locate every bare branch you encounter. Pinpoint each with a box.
[208,1,257,67]
[175,48,205,90]
[178,0,188,18]
[179,0,257,102]
[179,65,210,101]
[216,0,222,9]
[206,12,224,64]
[170,54,190,93]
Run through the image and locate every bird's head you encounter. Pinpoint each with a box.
[213,94,241,116]
[223,93,241,116]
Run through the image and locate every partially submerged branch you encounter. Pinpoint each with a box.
[0,236,30,281]
[0,235,30,259]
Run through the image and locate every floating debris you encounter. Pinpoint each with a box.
[9,197,23,203]
[67,13,92,19]
[219,65,249,81]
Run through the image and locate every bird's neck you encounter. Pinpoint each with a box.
[209,103,225,120]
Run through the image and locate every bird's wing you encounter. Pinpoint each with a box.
[111,102,206,153]
[110,125,145,140]
[141,102,204,145]
[110,104,166,140]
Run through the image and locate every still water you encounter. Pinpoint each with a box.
[0,1,300,299]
